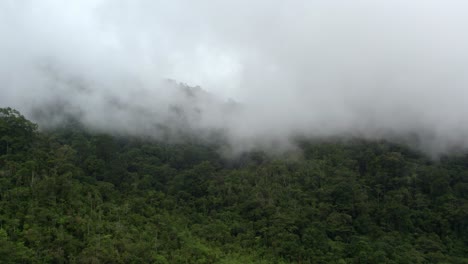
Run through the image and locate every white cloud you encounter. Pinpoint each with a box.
[1,0,468,155]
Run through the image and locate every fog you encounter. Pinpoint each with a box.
[1,0,468,155]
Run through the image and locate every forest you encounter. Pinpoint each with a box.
[0,107,467,263]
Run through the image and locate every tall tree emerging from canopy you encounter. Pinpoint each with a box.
[0,107,38,155]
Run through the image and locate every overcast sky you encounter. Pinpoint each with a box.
[1,0,468,155]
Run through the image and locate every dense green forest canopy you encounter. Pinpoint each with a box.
[0,107,467,263]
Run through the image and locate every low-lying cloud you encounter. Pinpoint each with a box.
[1,0,468,156]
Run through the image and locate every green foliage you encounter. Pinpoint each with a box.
[0,107,467,263]
[0,108,38,163]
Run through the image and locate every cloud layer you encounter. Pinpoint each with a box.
[1,0,468,155]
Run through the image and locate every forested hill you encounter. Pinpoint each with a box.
[0,107,467,263]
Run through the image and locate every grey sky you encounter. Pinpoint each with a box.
[1,0,468,155]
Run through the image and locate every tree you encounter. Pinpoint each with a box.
[0,107,38,156]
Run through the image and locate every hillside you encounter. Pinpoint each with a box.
[1,107,467,263]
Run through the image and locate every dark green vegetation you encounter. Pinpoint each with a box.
[1,107,467,263]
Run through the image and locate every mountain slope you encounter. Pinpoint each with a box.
[1,107,467,263]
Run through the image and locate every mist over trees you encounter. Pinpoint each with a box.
[1,107,467,263]
[2,1,468,263]
[2,1,468,155]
